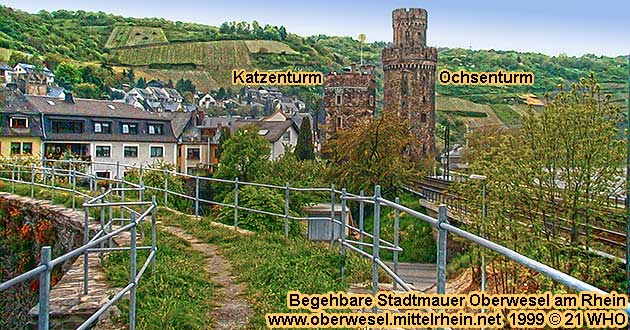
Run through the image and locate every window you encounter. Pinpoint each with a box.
[94,122,111,134]
[421,113,427,123]
[22,142,32,155]
[95,145,111,158]
[10,117,28,128]
[124,146,138,158]
[121,123,138,135]
[282,131,290,142]
[148,124,164,135]
[10,142,20,155]
[150,146,164,158]
[369,95,374,107]
[52,120,83,134]
[335,94,342,106]
[187,148,200,160]
[336,116,343,129]
[95,171,110,179]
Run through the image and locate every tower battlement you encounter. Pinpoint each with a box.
[392,8,428,48]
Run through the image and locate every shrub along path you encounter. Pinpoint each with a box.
[159,224,252,330]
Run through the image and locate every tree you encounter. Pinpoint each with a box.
[126,69,135,86]
[324,111,424,194]
[279,26,287,40]
[214,128,270,183]
[453,74,625,292]
[216,126,231,159]
[295,117,315,160]
[74,83,101,99]
[54,62,82,90]
[136,77,146,88]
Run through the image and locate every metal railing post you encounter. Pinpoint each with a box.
[437,204,448,294]
[121,176,126,221]
[151,196,157,272]
[163,168,168,207]
[11,165,15,193]
[38,246,51,330]
[393,196,400,290]
[17,164,21,182]
[139,163,144,185]
[330,184,335,245]
[234,177,239,227]
[372,185,381,296]
[30,166,35,198]
[340,188,347,280]
[129,213,137,330]
[359,190,365,251]
[108,184,113,250]
[83,196,89,295]
[284,182,290,238]
[71,169,77,210]
[99,187,105,263]
[139,179,144,202]
[116,161,120,181]
[195,175,200,219]
[50,167,55,203]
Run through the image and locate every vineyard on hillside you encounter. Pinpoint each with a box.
[105,26,168,49]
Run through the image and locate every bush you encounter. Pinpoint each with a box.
[216,185,300,235]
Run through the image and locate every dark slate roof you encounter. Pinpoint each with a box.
[26,95,174,121]
[0,63,12,71]
[46,86,65,99]
[168,111,194,138]
[232,119,293,142]
[1,88,44,137]
[200,116,237,128]
[27,95,178,142]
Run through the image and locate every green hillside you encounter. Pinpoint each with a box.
[0,4,627,132]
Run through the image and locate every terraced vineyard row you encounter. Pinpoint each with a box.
[113,40,253,67]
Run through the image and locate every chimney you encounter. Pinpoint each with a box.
[64,92,75,104]
[350,63,356,72]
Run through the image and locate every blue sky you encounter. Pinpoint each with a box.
[2,0,629,57]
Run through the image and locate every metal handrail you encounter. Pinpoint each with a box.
[2,159,627,329]
[0,164,157,330]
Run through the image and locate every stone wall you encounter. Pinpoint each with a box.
[0,193,84,329]
[323,64,376,140]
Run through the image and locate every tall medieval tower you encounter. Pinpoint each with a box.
[382,8,437,159]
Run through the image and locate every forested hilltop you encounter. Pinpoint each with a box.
[1,5,627,133]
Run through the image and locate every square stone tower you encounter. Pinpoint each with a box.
[323,64,376,139]
[382,8,438,159]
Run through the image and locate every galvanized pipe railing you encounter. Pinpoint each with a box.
[3,159,627,325]
[0,163,158,330]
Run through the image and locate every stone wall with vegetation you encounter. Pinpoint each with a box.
[0,193,84,329]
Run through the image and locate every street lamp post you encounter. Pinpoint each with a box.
[470,174,487,292]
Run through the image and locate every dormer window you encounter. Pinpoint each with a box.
[148,124,164,135]
[121,123,138,135]
[94,121,111,134]
[10,117,28,128]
